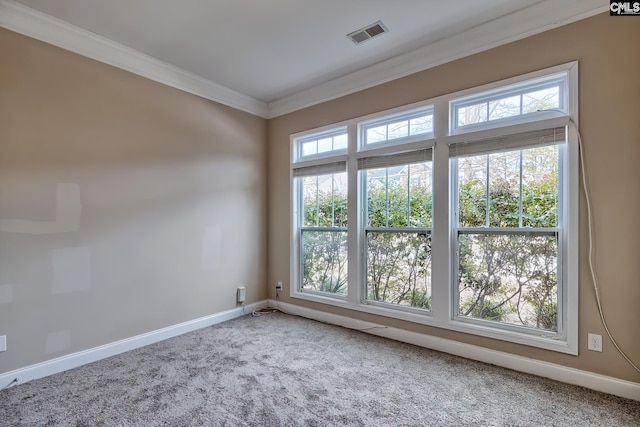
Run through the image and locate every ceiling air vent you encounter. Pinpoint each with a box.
[347,21,388,45]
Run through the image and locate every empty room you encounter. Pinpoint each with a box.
[1,0,639,425]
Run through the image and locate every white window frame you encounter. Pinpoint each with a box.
[289,62,579,354]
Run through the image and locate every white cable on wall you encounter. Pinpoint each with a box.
[568,117,640,375]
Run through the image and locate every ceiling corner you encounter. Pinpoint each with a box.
[0,0,269,118]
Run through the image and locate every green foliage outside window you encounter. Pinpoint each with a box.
[299,146,560,332]
[457,146,559,331]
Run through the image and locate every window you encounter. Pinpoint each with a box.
[360,150,433,310]
[451,73,566,132]
[290,63,578,353]
[292,129,349,297]
[300,171,348,295]
[451,128,565,333]
[297,129,348,160]
[361,107,433,147]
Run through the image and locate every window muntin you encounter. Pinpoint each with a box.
[454,143,561,333]
[361,108,433,147]
[451,73,566,132]
[362,153,433,310]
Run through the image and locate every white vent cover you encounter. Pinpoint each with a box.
[347,21,388,45]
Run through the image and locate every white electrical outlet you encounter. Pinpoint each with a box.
[276,281,283,291]
[587,333,602,352]
[0,335,6,352]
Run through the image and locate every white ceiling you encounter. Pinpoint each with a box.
[3,0,607,117]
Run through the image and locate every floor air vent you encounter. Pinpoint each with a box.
[347,21,388,45]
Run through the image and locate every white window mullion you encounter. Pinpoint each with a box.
[346,122,360,305]
[430,98,451,323]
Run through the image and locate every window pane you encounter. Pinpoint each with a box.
[333,133,348,150]
[302,176,319,226]
[317,137,333,153]
[366,125,387,144]
[367,231,431,309]
[366,169,387,227]
[458,156,487,227]
[457,103,487,127]
[409,115,433,135]
[488,151,520,228]
[315,174,334,226]
[387,166,408,227]
[409,162,432,227]
[522,146,559,228]
[522,87,560,114]
[302,230,348,295]
[333,172,348,227]
[488,95,521,120]
[302,140,317,157]
[387,120,409,140]
[458,233,558,331]
[303,172,347,227]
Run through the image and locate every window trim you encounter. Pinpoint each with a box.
[289,61,579,355]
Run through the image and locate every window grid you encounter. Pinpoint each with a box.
[452,75,566,131]
[297,129,348,161]
[361,108,434,147]
[453,142,562,334]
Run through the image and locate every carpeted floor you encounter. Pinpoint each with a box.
[2,311,639,426]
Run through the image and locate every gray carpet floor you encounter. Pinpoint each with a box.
[1,311,639,426]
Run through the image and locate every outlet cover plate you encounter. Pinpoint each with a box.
[587,333,602,352]
[0,335,6,352]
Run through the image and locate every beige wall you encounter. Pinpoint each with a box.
[268,13,640,383]
[0,28,267,372]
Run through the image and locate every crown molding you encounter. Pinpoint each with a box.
[267,0,608,118]
[0,0,269,118]
[0,0,607,120]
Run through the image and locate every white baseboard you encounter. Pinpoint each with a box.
[0,300,268,389]
[269,299,640,402]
